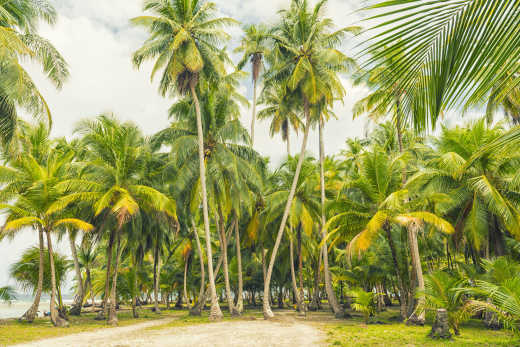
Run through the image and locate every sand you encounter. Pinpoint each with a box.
[13,315,324,347]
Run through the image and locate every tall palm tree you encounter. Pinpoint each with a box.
[132,0,236,320]
[261,0,354,319]
[0,0,69,144]
[0,127,93,326]
[49,115,177,325]
[235,24,270,146]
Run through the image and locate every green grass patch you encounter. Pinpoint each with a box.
[322,309,519,346]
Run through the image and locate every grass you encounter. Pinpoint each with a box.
[321,308,519,347]
[0,307,186,346]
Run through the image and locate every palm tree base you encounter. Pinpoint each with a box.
[406,313,425,326]
[209,303,223,321]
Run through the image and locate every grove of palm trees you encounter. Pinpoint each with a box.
[1,0,520,346]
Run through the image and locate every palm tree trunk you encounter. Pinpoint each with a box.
[191,82,223,320]
[100,229,114,319]
[289,234,304,313]
[319,118,343,317]
[234,216,244,313]
[286,126,291,156]
[407,222,425,325]
[263,98,312,319]
[183,254,190,307]
[46,230,67,327]
[190,219,205,315]
[218,208,238,316]
[153,235,161,314]
[21,228,45,322]
[384,222,407,320]
[108,228,122,325]
[297,224,304,309]
[68,230,84,316]
[251,77,257,146]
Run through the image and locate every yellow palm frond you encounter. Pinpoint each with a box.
[54,218,94,232]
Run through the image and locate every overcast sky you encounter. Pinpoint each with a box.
[0,0,479,290]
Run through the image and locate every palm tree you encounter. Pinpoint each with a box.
[0,286,15,303]
[327,147,454,322]
[132,0,236,320]
[49,115,177,325]
[0,0,69,144]
[235,24,270,146]
[0,123,92,326]
[261,0,356,319]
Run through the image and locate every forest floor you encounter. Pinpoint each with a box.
[3,306,519,346]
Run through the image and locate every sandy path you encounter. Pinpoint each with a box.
[14,317,324,347]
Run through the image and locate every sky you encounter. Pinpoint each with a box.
[0,0,480,291]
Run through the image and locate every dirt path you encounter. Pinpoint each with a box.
[14,315,324,347]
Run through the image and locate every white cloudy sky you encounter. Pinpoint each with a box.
[0,0,480,289]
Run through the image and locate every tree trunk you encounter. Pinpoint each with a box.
[289,234,304,313]
[218,208,238,316]
[108,228,122,325]
[190,220,205,316]
[319,118,343,318]
[46,230,68,327]
[21,229,45,322]
[153,235,161,314]
[384,223,407,320]
[286,125,291,156]
[297,224,305,311]
[191,83,223,320]
[183,254,191,308]
[68,230,84,316]
[428,309,452,339]
[263,98,312,319]
[406,221,425,325]
[234,216,244,313]
[99,229,114,320]
[251,77,257,146]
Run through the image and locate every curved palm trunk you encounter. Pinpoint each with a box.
[190,220,205,316]
[218,208,238,316]
[108,228,122,325]
[263,100,312,319]
[234,216,244,313]
[46,230,68,327]
[289,234,304,313]
[251,77,258,146]
[191,83,223,320]
[21,229,45,322]
[407,222,425,325]
[68,230,84,316]
[319,118,343,317]
[153,236,161,314]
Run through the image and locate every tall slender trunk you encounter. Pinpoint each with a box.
[234,216,244,313]
[108,228,122,325]
[319,118,343,317]
[289,234,304,312]
[218,208,238,315]
[85,268,94,308]
[68,230,84,316]
[286,124,291,156]
[100,229,114,319]
[297,224,304,308]
[263,98,312,319]
[153,234,161,313]
[407,222,425,325]
[251,77,257,146]
[183,254,190,307]
[191,82,222,320]
[21,229,45,322]
[310,243,323,311]
[384,223,407,320]
[190,220,205,315]
[46,230,67,327]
